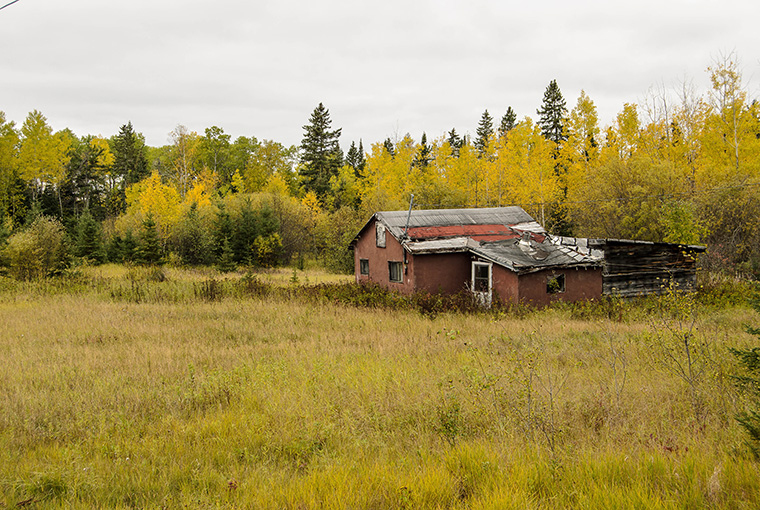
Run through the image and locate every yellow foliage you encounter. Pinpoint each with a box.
[301,190,322,219]
[90,136,115,168]
[121,172,181,240]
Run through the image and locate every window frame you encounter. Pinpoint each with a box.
[359,258,369,275]
[388,261,403,283]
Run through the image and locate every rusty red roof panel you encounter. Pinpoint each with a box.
[406,224,546,243]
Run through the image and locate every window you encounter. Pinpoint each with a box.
[388,261,403,283]
[547,273,566,294]
[376,223,386,248]
[473,263,490,292]
[359,259,369,275]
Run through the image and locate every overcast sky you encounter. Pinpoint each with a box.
[1,0,759,151]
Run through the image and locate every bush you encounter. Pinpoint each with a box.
[1,216,68,280]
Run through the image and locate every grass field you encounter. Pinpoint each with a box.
[0,265,759,508]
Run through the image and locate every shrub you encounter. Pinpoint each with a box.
[1,216,68,280]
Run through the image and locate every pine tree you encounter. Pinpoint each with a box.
[357,140,366,174]
[122,230,138,263]
[113,122,149,186]
[383,138,395,157]
[215,236,236,273]
[499,107,517,138]
[447,128,462,157]
[346,140,366,176]
[75,209,105,263]
[139,214,162,265]
[537,80,568,145]
[413,132,432,168]
[475,110,494,158]
[299,103,343,196]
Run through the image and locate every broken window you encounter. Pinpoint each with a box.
[473,263,490,292]
[359,259,369,275]
[376,223,386,248]
[547,273,565,294]
[388,261,403,283]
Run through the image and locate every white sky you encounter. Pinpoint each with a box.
[1,0,759,151]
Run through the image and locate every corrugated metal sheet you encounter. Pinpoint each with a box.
[404,237,474,254]
[376,207,543,240]
[407,224,533,242]
[470,237,602,274]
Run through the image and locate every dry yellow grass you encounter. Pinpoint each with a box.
[0,269,758,508]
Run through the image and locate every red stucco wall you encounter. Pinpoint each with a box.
[492,264,520,304]
[411,252,471,294]
[353,219,414,293]
[517,267,602,306]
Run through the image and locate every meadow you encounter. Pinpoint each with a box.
[0,265,758,509]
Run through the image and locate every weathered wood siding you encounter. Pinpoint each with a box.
[594,240,704,298]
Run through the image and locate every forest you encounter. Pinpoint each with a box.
[1,54,759,279]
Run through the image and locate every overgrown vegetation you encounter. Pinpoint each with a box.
[0,267,758,508]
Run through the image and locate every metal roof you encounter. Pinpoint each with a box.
[471,236,602,274]
[375,206,544,241]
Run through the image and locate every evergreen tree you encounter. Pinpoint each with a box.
[122,230,138,262]
[171,203,213,265]
[413,132,432,168]
[537,80,568,145]
[475,110,494,158]
[346,140,367,176]
[62,136,107,220]
[447,128,462,157]
[299,103,343,196]
[106,233,123,263]
[499,107,517,138]
[213,204,234,259]
[138,214,162,265]
[730,297,760,456]
[232,200,260,264]
[74,209,105,263]
[112,122,149,186]
[383,138,395,157]
[215,237,236,273]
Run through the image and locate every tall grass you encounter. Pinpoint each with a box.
[0,268,758,508]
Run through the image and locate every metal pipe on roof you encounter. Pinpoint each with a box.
[403,194,414,238]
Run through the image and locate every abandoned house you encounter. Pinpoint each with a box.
[349,206,705,306]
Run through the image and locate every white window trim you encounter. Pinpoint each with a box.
[471,261,493,306]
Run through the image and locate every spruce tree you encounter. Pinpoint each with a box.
[299,103,342,196]
[447,128,462,157]
[383,138,395,157]
[499,107,517,138]
[122,230,138,262]
[113,122,149,186]
[537,80,568,145]
[413,132,431,168]
[139,215,162,265]
[357,140,366,174]
[75,209,105,263]
[346,140,366,176]
[215,237,236,273]
[475,110,494,158]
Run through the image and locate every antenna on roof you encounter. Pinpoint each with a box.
[403,194,415,239]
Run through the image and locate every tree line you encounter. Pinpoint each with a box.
[0,54,759,278]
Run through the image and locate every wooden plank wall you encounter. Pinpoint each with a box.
[599,242,702,298]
